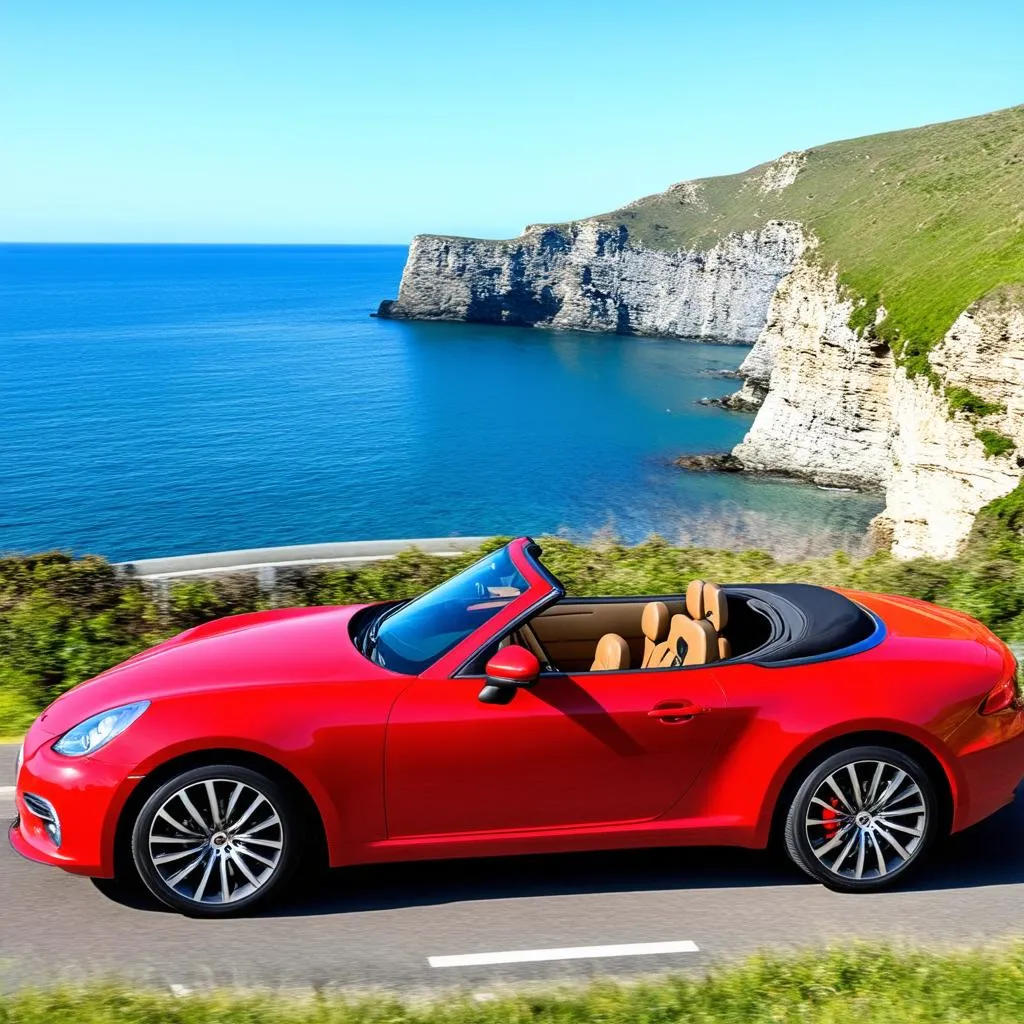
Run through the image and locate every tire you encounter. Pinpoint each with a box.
[131,764,300,916]
[783,745,938,892]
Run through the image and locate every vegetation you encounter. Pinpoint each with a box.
[7,945,1024,1022]
[846,292,882,336]
[976,429,1017,458]
[5,482,1024,736]
[946,386,1005,418]
[574,105,1024,385]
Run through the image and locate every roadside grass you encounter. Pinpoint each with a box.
[4,945,1024,1022]
[4,481,1024,737]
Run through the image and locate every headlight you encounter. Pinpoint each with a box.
[15,742,24,784]
[52,701,150,757]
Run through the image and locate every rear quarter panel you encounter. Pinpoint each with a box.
[697,602,996,846]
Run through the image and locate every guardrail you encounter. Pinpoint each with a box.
[115,537,489,585]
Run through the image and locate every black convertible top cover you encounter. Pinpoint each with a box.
[723,583,880,665]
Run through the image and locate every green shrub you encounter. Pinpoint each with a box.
[0,554,167,721]
[167,577,267,629]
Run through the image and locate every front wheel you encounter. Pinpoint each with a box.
[783,745,938,892]
[131,765,299,916]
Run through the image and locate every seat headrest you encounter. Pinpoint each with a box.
[592,633,631,672]
[686,579,705,619]
[641,601,671,642]
[702,582,728,631]
[665,614,718,666]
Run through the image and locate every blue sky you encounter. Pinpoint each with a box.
[2,0,1022,243]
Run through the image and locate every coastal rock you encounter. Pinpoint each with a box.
[731,261,894,490]
[722,334,778,411]
[379,220,806,344]
[699,392,761,412]
[383,220,1024,558]
[673,453,745,473]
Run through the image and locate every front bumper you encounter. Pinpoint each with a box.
[8,729,138,877]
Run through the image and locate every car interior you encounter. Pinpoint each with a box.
[474,579,775,675]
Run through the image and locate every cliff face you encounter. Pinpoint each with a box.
[879,297,1024,558]
[730,275,1024,558]
[732,260,895,490]
[380,220,805,344]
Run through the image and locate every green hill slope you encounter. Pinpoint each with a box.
[580,105,1024,379]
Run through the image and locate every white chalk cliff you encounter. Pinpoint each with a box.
[731,266,1024,558]
[879,297,1024,558]
[380,219,805,343]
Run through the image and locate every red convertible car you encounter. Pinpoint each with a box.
[10,537,1024,915]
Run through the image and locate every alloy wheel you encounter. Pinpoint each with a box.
[146,778,285,906]
[804,758,927,881]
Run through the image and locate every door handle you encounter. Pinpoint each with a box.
[648,703,710,723]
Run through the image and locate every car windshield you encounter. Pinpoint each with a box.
[370,546,530,674]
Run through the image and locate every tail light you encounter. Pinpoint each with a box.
[981,677,1018,715]
[981,648,1022,715]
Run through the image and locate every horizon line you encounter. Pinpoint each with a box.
[0,239,412,247]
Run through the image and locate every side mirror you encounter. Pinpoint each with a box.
[478,645,541,705]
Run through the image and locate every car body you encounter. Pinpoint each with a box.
[10,536,1024,914]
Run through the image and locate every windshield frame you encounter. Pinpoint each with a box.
[370,537,563,679]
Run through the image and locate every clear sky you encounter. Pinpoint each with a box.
[2,0,1022,243]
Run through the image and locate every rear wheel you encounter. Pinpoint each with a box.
[783,745,937,892]
[131,764,299,916]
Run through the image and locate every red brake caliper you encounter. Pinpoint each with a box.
[821,796,842,839]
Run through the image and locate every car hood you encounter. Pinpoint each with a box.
[34,604,381,738]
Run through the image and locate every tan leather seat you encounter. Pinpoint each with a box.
[702,582,731,660]
[648,614,719,668]
[686,579,706,619]
[641,601,671,668]
[591,633,631,671]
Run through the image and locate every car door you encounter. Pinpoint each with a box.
[384,663,728,838]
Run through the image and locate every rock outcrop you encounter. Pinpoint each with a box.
[878,296,1024,558]
[728,274,1024,558]
[378,220,805,344]
[731,260,895,490]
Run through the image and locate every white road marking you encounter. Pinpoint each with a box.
[428,940,700,968]
[0,786,15,800]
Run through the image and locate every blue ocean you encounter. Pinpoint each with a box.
[1,244,881,561]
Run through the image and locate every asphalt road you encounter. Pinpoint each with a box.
[3,742,1024,993]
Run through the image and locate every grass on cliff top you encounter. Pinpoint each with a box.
[7,945,1024,1023]
[564,105,1024,373]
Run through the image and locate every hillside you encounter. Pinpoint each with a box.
[586,105,1024,379]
